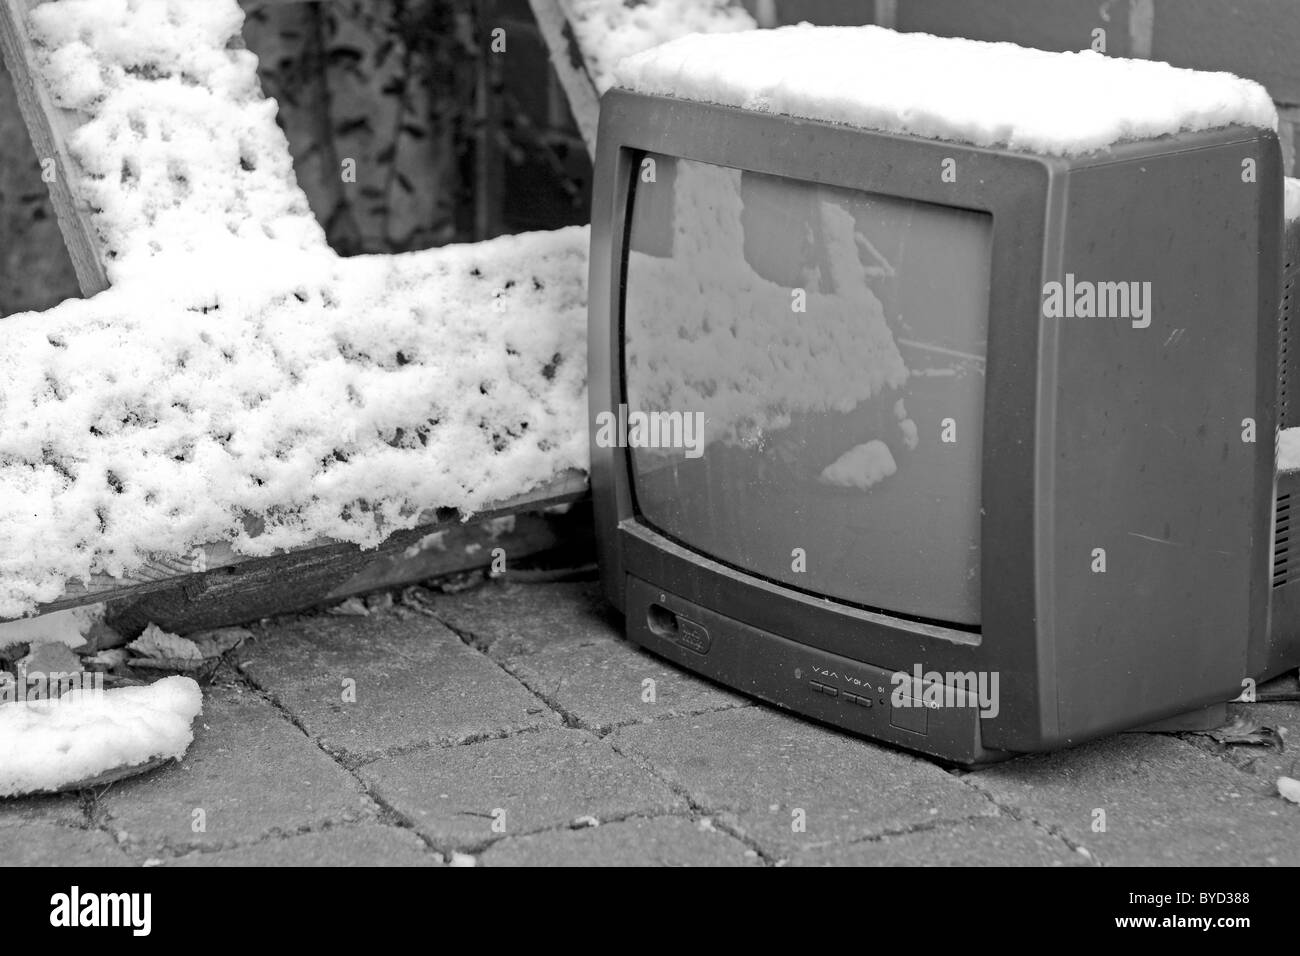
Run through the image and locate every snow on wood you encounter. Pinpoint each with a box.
[0,0,109,294]
[528,0,756,154]
[0,0,591,619]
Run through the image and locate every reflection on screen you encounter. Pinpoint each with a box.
[623,154,991,626]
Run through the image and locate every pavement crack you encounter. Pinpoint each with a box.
[433,616,589,731]
[604,734,779,866]
[231,670,447,862]
[952,771,1102,866]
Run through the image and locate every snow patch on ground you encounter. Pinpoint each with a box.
[819,440,897,490]
[614,24,1277,156]
[561,0,755,94]
[0,675,202,797]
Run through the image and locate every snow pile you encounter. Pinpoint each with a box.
[560,0,755,94]
[614,24,1278,156]
[0,675,201,796]
[28,0,328,286]
[1286,177,1300,223]
[0,0,589,617]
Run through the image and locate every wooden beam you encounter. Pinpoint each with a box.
[0,0,109,296]
[526,0,600,159]
[102,501,594,637]
[24,469,588,621]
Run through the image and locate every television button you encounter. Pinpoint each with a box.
[890,699,929,734]
[822,686,838,698]
[809,681,826,694]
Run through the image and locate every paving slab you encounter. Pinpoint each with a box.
[789,815,1086,867]
[166,824,440,867]
[238,610,557,760]
[611,707,993,860]
[99,685,375,856]
[430,580,619,658]
[479,814,761,866]
[505,638,749,734]
[361,728,685,852]
[968,732,1300,866]
[0,822,131,866]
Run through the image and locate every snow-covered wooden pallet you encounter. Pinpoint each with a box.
[0,0,591,627]
[527,0,759,155]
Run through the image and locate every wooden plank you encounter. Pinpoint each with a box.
[24,469,589,620]
[0,0,109,296]
[526,0,601,158]
[102,503,594,637]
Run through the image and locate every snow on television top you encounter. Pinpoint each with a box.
[612,24,1278,157]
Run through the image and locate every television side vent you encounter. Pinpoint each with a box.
[1274,493,1299,588]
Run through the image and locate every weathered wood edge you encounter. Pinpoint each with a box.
[0,0,110,298]
[525,0,600,159]
[22,469,589,620]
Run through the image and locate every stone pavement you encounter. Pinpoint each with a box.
[3,579,1299,866]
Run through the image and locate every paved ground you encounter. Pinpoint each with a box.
[3,578,1299,866]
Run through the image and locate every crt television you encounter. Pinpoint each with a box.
[587,87,1300,764]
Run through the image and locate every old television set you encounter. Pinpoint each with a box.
[587,86,1300,764]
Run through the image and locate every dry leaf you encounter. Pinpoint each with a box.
[1197,714,1284,752]
[328,596,370,617]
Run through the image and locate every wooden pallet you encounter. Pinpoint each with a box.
[0,0,594,627]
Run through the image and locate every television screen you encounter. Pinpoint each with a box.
[623,154,992,626]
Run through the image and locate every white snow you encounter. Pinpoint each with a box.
[0,605,98,650]
[0,0,589,618]
[819,440,897,490]
[27,0,328,286]
[0,229,589,618]
[0,675,202,797]
[614,24,1278,157]
[1286,178,1300,223]
[560,0,755,94]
